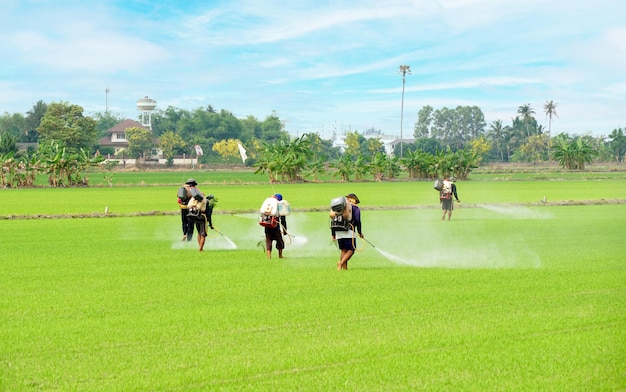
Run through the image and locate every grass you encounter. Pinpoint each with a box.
[1,173,625,390]
[3,178,626,217]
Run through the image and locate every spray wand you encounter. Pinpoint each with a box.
[362,237,376,248]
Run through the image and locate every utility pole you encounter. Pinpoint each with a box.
[105,87,110,114]
[399,65,411,158]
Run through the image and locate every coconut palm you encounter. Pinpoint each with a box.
[487,119,506,161]
[543,100,558,139]
[517,103,535,139]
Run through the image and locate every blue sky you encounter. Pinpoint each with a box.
[1,0,624,138]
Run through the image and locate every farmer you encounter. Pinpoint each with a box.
[178,178,196,242]
[264,194,288,259]
[183,178,210,251]
[332,193,363,270]
[440,176,460,221]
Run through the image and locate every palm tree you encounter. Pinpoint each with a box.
[398,65,411,158]
[517,103,535,139]
[487,119,505,161]
[543,100,558,140]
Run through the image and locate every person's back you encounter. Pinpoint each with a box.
[440,179,453,200]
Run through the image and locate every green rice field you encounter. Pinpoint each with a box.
[1,172,625,391]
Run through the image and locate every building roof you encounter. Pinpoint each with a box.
[98,119,150,147]
[105,119,148,134]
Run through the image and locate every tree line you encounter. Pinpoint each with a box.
[1,100,624,187]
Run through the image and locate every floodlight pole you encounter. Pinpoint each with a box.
[399,65,411,158]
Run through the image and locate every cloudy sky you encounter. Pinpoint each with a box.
[1,0,624,138]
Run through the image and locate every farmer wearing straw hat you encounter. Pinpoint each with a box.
[332,193,363,270]
[178,178,197,242]
[179,178,213,251]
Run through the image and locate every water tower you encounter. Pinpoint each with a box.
[136,96,157,130]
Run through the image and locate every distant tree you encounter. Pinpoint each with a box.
[159,131,186,166]
[37,102,97,152]
[125,127,156,164]
[240,115,261,142]
[330,154,355,182]
[303,156,326,182]
[25,101,48,142]
[365,137,384,158]
[344,132,362,158]
[551,134,598,170]
[259,112,288,142]
[370,152,387,181]
[517,103,536,139]
[93,111,125,138]
[428,106,486,149]
[516,134,550,164]
[0,132,18,155]
[0,112,27,141]
[37,140,103,187]
[487,120,507,161]
[414,105,433,138]
[400,148,434,178]
[254,135,312,182]
[469,136,492,164]
[450,148,481,180]
[607,128,626,163]
[212,138,244,163]
[543,100,558,139]
[353,154,371,181]
[414,137,441,155]
[302,132,340,160]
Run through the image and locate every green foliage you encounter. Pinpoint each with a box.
[93,111,125,138]
[400,148,435,178]
[125,127,156,162]
[254,135,313,182]
[417,105,487,149]
[514,134,550,164]
[330,154,355,182]
[37,101,97,152]
[353,154,371,180]
[0,132,18,154]
[608,128,626,162]
[158,131,185,165]
[551,134,598,170]
[37,140,104,186]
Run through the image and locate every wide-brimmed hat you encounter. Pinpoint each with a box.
[346,193,360,204]
[185,178,198,186]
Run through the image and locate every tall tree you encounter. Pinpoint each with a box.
[37,102,97,152]
[125,127,156,164]
[517,103,536,139]
[159,131,186,165]
[398,65,411,158]
[487,120,506,161]
[93,111,125,138]
[543,100,558,139]
[414,105,433,138]
[608,128,626,163]
[25,100,48,142]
